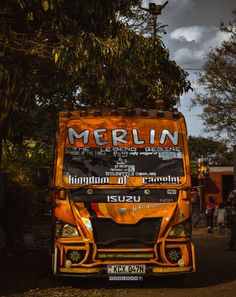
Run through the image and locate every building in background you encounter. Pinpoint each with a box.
[203,166,234,206]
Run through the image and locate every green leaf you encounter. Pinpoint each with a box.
[42,0,49,12]
[26,12,34,21]
[54,51,60,63]
[18,0,25,9]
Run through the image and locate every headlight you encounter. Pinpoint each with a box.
[61,224,79,238]
[168,220,192,238]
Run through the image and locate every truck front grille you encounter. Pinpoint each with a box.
[91,218,162,248]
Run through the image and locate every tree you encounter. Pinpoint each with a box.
[0,1,191,161]
[192,11,236,143]
[188,136,233,175]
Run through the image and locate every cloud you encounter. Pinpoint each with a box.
[170,25,232,64]
[170,26,208,43]
[167,0,194,12]
[170,25,231,46]
[174,48,205,64]
[170,0,193,7]
[203,30,232,49]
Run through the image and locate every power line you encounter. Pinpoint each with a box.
[184,115,201,118]
[179,59,205,72]
[183,68,203,71]
[180,59,205,66]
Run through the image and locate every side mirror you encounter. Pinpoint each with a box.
[36,167,49,187]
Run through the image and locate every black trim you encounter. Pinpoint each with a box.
[69,188,178,203]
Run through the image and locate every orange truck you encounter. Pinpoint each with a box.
[51,106,196,279]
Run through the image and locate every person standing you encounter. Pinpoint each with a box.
[214,203,227,235]
[205,196,216,233]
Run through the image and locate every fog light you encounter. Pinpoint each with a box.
[65,259,72,268]
[166,248,182,264]
[67,250,84,263]
[178,258,185,267]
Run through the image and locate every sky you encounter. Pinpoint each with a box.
[143,0,235,137]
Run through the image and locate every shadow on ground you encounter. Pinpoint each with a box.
[1,229,236,296]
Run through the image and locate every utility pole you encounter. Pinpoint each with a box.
[140,1,168,38]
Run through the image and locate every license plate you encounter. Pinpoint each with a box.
[107,264,146,275]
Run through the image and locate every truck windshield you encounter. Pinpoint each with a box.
[63,147,184,185]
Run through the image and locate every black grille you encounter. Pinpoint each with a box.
[91,218,162,248]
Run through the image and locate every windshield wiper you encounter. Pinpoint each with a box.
[127,183,155,194]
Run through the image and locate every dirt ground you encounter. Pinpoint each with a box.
[1,227,236,297]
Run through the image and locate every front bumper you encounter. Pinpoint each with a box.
[52,237,196,277]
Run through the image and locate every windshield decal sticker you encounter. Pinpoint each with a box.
[159,130,178,145]
[67,128,179,146]
[63,146,184,185]
[142,176,181,184]
[68,128,89,145]
[69,176,109,185]
[67,174,181,185]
